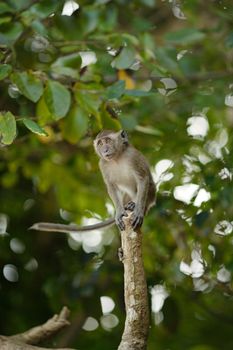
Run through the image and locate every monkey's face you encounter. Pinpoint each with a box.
[95,136,117,160]
[94,130,128,161]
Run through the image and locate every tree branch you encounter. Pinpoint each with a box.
[0,307,75,350]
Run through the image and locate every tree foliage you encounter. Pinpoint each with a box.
[0,0,233,349]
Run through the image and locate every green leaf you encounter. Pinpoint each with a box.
[0,22,23,45]
[0,2,14,14]
[22,119,48,136]
[165,28,206,45]
[62,105,89,144]
[44,81,71,120]
[53,53,82,69]
[51,55,80,79]
[30,1,60,19]
[225,32,233,48]
[106,80,125,99]
[51,66,79,79]
[101,104,122,130]
[140,0,156,7]
[0,16,12,25]
[135,125,163,136]
[52,54,82,78]
[0,64,12,80]
[74,88,101,116]
[155,47,180,75]
[5,0,29,11]
[124,89,155,97]
[121,33,139,46]
[36,97,52,124]
[0,111,16,145]
[11,71,43,102]
[111,47,136,70]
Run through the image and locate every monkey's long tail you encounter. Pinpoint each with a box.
[29,218,115,233]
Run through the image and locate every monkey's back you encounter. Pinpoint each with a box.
[129,146,156,211]
[100,145,156,212]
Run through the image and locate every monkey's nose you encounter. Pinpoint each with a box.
[103,146,109,154]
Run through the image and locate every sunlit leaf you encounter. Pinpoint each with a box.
[22,118,48,136]
[0,111,16,145]
[0,213,8,235]
[11,71,43,102]
[0,64,12,80]
[111,47,136,69]
[44,80,71,120]
[36,97,53,124]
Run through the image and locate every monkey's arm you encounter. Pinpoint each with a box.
[29,218,115,233]
[132,174,149,229]
[105,181,128,231]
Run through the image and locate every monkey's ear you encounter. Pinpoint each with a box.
[120,130,128,139]
[120,130,128,145]
[93,138,100,156]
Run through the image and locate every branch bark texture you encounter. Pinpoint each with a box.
[118,213,149,350]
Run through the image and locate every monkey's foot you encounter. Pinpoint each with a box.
[115,210,128,231]
[118,247,124,261]
[131,209,144,229]
[124,201,136,211]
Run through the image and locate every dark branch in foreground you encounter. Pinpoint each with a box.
[0,307,76,350]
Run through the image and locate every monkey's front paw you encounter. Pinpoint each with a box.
[115,211,128,231]
[131,209,144,229]
[124,201,136,211]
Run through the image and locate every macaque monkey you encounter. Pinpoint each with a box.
[30,130,155,233]
[94,130,156,230]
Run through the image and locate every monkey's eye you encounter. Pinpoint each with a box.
[97,140,103,146]
[105,137,111,143]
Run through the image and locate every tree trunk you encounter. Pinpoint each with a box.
[118,214,149,350]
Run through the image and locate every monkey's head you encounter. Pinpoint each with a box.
[94,130,129,161]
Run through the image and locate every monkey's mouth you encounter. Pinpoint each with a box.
[104,153,114,160]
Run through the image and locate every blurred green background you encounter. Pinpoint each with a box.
[0,0,233,349]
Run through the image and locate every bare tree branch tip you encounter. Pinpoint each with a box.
[0,307,74,350]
